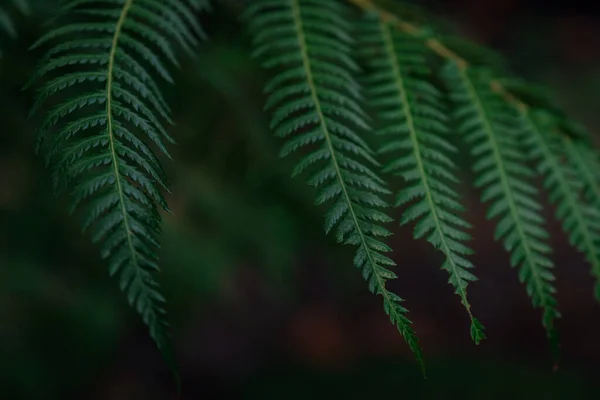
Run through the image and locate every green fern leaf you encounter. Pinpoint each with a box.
[442,63,559,343]
[359,16,485,344]
[246,0,424,371]
[28,0,208,377]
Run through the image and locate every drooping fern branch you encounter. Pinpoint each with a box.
[27,0,208,375]
[245,0,424,371]
[358,14,486,344]
[242,0,600,372]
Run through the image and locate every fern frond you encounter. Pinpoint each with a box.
[28,0,208,374]
[359,16,485,344]
[442,63,559,342]
[245,0,424,370]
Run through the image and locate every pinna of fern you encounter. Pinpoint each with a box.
[26,0,209,374]
[358,14,486,344]
[441,63,560,347]
[244,0,424,370]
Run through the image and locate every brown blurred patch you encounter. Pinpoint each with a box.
[287,304,355,368]
[554,16,600,64]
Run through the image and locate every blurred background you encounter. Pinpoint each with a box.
[1,0,599,398]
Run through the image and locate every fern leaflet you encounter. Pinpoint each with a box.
[442,63,559,344]
[246,0,424,371]
[359,16,485,344]
[28,0,207,376]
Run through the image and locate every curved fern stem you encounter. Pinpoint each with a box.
[107,0,134,273]
[443,63,559,344]
[360,17,485,343]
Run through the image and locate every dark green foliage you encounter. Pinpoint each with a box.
[245,0,424,369]
[12,0,600,379]
[27,0,208,374]
[241,0,600,371]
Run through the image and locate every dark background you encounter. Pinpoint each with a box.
[1,0,599,398]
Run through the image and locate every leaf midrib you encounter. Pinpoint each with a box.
[106,0,151,316]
